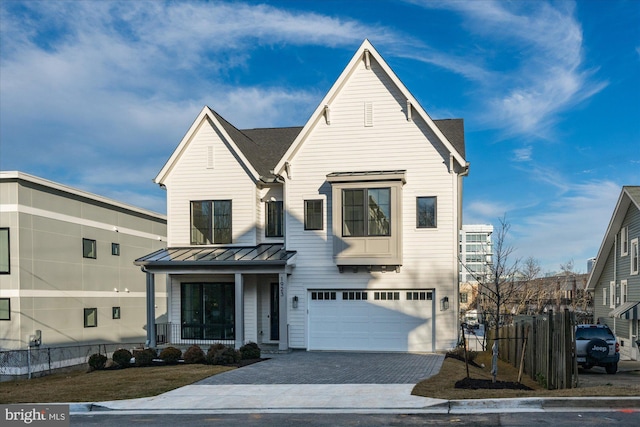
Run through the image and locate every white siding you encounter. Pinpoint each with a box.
[284,57,459,351]
[165,119,257,246]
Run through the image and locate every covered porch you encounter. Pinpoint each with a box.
[134,244,296,350]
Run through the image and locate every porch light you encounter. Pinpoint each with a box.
[292,296,299,309]
[441,296,450,311]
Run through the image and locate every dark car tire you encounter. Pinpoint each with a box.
[605,363,617,374]
[581,364,592,370]
[586,338,609,361]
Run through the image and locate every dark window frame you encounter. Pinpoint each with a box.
[84,308,98,327]
[0,298,10,320]
[416,196,437,228]
[304,199,324,231]
[342,187,391,237]
[180,282,235,340]
[0,228,9,274]
[111,243,120,256]
[82,238,97,259]
[190,200,232,245]
[112,306,121,319]
[265,201,284,238]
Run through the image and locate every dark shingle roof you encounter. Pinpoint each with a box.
[210,109,302,179]
[210,109,465,180]
[433,119,465,158]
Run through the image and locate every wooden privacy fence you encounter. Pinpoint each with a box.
[487,309,578,389]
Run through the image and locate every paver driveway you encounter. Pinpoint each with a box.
[196,351,445,385]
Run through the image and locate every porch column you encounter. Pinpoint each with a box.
[278,272,288,351]
[145,271,156,348]
[235,273,244,349]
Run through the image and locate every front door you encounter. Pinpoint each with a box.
[270,283,279,340]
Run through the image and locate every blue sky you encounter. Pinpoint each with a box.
[1,0,638,274]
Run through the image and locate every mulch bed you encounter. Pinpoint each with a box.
[446,352,533,390]
[455,376,532,390]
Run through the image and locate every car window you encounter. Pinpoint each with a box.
[576,327,615,340]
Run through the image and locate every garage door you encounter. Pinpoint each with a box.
[308,289,434,352]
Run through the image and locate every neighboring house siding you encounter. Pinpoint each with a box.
[0,174,167,350]
[591,192,640,360]
[164,120,257,246]
[284,58,458,351]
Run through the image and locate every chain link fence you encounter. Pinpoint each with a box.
[0,343,142,382]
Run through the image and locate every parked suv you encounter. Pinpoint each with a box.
[575,324,619,374]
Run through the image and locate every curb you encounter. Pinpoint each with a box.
[68,397,640,415]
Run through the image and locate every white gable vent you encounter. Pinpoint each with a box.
[207,145,215,169]
[364,102,373,127]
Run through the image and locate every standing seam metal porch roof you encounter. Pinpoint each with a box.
[134,244,296,268]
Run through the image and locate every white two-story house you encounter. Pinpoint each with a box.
[135,40,468,353]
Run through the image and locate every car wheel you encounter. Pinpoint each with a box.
[605,363,617,374]
[586,338,609,361]
[581,364,592,370]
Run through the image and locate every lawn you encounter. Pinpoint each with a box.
[412,351,640,399]
[0,364,233,404]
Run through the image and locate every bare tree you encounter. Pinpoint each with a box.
[512,256,542,315]
[460,216,521,382]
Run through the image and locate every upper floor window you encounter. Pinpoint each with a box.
[191,200,232,244]
[631,238,639,275]
[621,226,628,256]
[416,197,437,228]
[83,238,96,259]
[0,228,9,274]
[304,199,323,230]
[265,201,284,238]
[111,243,120,256]
[342,188,390,237]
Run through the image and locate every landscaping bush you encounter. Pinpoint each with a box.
[87,353,107,371]
[183,345,206,364]
[159,346,182,364]
[206,344,239,365]
[134,348,157,367]
[239,342,261,360]
[112,348,133,368]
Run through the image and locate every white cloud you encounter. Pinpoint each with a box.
[513,146,532,162]
[1,1,409,211]
[405,0,607,137]
[510,180,620,273]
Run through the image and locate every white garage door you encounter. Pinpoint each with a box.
[308,289,434,352]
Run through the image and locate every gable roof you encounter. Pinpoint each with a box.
[155,107,301,184]
[155,40,467,185]
[586,186,640,290]
[274,39,467,175]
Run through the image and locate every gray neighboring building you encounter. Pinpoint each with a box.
[0,171,167,351]
[586,186,640,361]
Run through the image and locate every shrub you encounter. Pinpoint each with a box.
[239,342,261,360]
[134,348,157,367]
[112,348,133,368]
[183,345,205,364]
[159,346,182,364]
[206,344,239,365]
[88,353,107,371]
